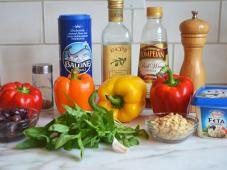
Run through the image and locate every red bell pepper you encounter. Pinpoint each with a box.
[150,66,193,115]
[0,82,42,112]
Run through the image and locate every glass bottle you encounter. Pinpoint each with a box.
[32,63,54,112]
[102,0,131,82]
[138,7,168,108]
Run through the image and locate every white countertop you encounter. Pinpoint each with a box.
[1,111,227,170]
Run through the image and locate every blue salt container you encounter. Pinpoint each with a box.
[58,14,92,77]
[191,86,227,138]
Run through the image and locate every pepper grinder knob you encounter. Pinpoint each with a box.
[179,11,209,92]
[192,11,198,19]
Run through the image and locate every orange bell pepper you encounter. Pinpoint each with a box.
[54,70,95,114]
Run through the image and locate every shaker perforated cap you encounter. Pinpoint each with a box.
[32,63,53,74]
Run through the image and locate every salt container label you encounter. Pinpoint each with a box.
[59,15,92,77]
[63,42,92,74]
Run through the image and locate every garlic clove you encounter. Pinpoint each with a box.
[112,137,128,153]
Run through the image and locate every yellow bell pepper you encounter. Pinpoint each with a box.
[97,76,146,122]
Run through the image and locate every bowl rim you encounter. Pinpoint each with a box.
[145,113,199,141]
[0,107,39,124]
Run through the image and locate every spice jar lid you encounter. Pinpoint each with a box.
[147,7,163,18]
[180,11,209,34]
[32,63,52,74]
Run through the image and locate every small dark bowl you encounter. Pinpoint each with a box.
[0,108,39,142]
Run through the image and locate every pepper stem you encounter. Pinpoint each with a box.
[89,90,108,113]
[159,65,180,86]
[71,68,80,80]
[106,95,124,108]
[17,86,30,94]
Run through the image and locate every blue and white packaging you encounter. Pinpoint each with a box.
[192,86,227,138]
[58,14,92,77]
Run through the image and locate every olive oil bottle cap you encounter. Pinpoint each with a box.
[147,7,163,18]
[108,0,124,9]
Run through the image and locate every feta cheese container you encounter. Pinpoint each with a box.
[191,86,227,138]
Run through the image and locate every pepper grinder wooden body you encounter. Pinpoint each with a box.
[180,11,209,92]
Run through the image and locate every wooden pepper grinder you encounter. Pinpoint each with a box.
[179,11,209,92]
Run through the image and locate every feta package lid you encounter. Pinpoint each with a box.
[192,86,227,108]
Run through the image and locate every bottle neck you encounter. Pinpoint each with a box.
[108,22,123,25]
[147,17,162,24]
[108,8,123,22]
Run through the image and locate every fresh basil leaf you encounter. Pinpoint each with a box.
[117,127,137,134]
[63,140,74,151]
[135,125,140,130]
[123,138,129,147]
[103,110,115,130]
[89,136,100,148]
[54,115,67,125]
[48,124,69,134]
[55,134,78,149]
[73,103,84,112]
[70,123,80,130]
[82,136,100,148]
[24,127,50,143]
[127,137,139,147]
[16,139,45,149]
[64,105,76,114]
[84,119,98,130]
[136,129,149,139]
[37,135,50,143]
[64,105,85,118]
[77,134,84,158]
[101,132,114,144]
[90,112,104,128]
[24,127,47,137]
[46,138,58,150]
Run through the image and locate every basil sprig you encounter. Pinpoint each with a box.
[16,91,148,158]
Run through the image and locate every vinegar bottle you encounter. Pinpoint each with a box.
[138,7,168,108]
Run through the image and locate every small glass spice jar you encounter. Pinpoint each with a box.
[32,63,53,111]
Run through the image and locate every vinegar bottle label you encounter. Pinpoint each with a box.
[138,43,168,108]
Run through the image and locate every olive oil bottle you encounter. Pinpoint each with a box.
[102,0,131,82]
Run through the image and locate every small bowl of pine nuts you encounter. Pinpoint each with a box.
[146,112,198,143]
